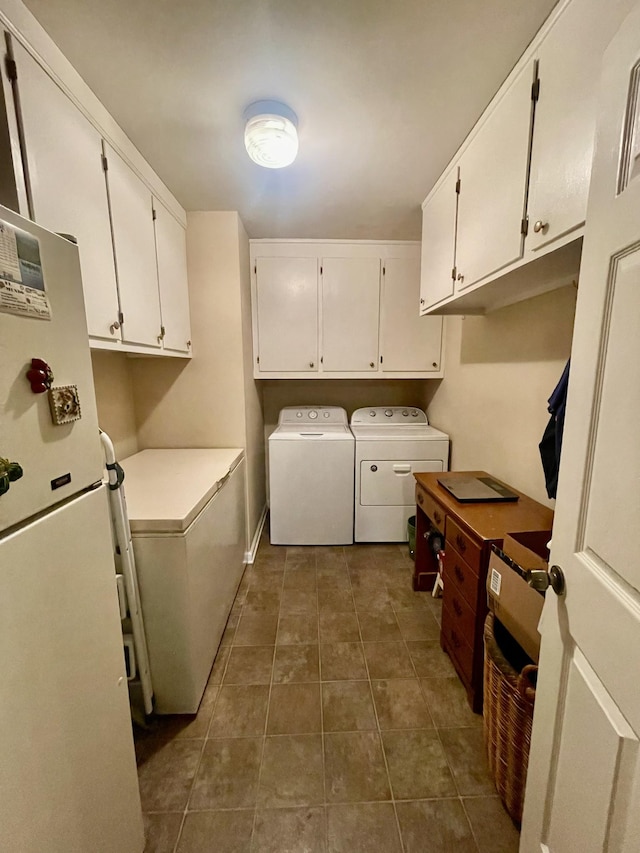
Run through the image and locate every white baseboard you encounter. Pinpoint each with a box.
[244,504,268,564]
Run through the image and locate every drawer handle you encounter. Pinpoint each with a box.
[455,534,467,554]
[433,510,443,526]
[454,564,464,583]
[451,629,461,649]
[453,599,462,617]
[417,492,424,505]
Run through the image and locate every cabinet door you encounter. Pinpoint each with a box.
[527,0,636,253]
[381,258,443,372]
[321,257,380,372]
[420,168,458,310]
[104,143,161,348]
[456,61,534,290]
[255,256,318,372]
[154,200,191,354]
[13,42,120,341]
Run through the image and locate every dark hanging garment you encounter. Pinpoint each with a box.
[539,360,571,499]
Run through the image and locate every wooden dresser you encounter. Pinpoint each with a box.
[413,471,553,712]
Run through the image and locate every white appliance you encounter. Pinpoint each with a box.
[269,406,354,545]
[121,448,246,713]
[350,406,450,542]
[0,207,143,852]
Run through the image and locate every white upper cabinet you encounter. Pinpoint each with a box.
[251,242,442,379]
[11,41,120,341]
[455,61,534,291]
[321,257,380,372]
[154,200,192,354]
[419,167,458,309]
[526,0,636,254]
[382,258,442,372]
[255,256,319,373]
[419,0,637,315]
[103,143,162,349]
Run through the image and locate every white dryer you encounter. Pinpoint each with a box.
[269,406,354,545]
[350,407,449,542]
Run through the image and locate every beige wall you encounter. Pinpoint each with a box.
[126,211,266,550]
[238,216,266,543]
[90,350,139,459]
[425,285,578,505]
[130,212,247,448]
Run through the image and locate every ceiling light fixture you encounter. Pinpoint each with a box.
[244,100,298,169]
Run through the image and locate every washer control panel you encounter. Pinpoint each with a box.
[279,406,349,425]
[350,406,429,426]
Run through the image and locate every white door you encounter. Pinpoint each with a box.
[104,142,162,348]
[0,487,144,853]
[154,199,192,354]
[521,7,640,851]
[456,61,534,290]
[13,41,120,341]
[321,256,380,372]
[381,257,443,372]
[255,256,318,372]
[419,167,457,309]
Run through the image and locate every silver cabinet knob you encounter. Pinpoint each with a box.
[420,298,425,305]
[369,362,375,368]
[533,220,549,233]
[309,362,314,368]
[109,320,120,335]
[457,273,464,283]
[525,564,565,595]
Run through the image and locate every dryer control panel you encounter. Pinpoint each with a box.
[350,407,428,426]
[278,406,349,425]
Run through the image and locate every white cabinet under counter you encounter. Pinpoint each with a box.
[122,449,246,714]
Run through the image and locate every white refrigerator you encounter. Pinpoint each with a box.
[0,206,144,852]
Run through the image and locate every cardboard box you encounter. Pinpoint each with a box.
[486,531,551,663]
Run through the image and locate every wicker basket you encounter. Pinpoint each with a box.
[483,612,538,825]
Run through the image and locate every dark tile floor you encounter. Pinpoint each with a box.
[135,536,520,853]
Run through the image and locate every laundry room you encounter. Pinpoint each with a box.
[2,0,639,852]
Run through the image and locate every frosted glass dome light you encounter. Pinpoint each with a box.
[244,101,298,169]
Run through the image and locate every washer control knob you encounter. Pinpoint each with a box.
[402,410,409,416]
[323,411,330,418]
[411,410,419,417]
[384,409,393,417]
[296,411,303,418]
[369,411,376,417]
[308,410,318,419]
[370,465,378,472]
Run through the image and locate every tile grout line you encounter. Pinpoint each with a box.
[247,545,288,851]
[349,556,407,853]
[316,547,330,853]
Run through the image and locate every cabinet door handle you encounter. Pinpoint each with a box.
[433,510,443,526]
[453,598,462,617]
[457,273,464,283]
[451,629,461,649]
[109,320,120,334]
[455,534,467,554]
[369,362,375,368]
[533,220,549,233]
[309,362,314,368]
[454,564,464,583]
[417,492,424,505]
[420,298,425,305]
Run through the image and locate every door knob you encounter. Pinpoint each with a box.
[533,220,549,234]
[525,564,565,595]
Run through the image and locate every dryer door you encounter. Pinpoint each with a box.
[360,459,444,506]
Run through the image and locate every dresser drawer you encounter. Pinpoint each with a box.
[446,516,482,573]
[442,604,474,685]
[416,484,446,531]
[444,550,481,608]
[443,579,476,642]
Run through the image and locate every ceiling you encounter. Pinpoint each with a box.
[22,0,558,240]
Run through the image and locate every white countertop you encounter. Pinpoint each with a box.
[121,448,244,533]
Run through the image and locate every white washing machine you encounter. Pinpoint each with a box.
[269,406,355,545]
[350,406,450,542]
